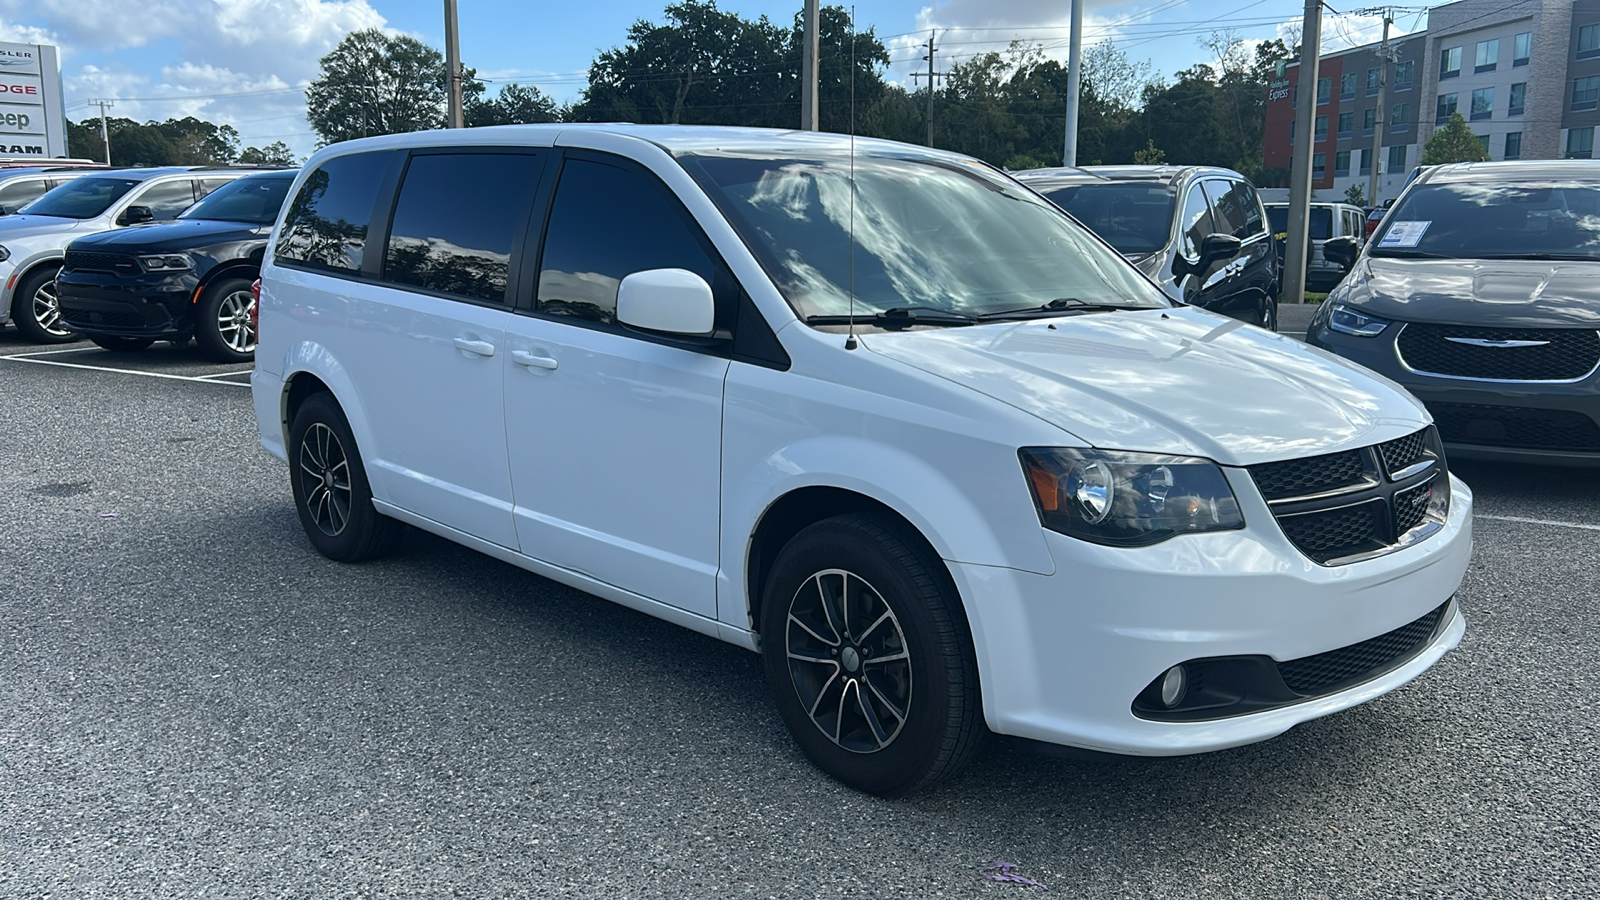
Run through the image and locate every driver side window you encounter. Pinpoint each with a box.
[128,179,199,222]
[1179,186,1214,259]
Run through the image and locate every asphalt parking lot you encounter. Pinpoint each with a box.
[2,320,1597,898]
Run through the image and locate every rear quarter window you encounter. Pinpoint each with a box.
[276,152,393,273]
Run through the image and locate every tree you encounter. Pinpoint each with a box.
[307,29,447,145]
[238,142,299,165]
[1133,139,1165,164]
[65,116,240,165]
[1421,111,1490,165]
[466,83,562,127]
[1344,184,1366,206]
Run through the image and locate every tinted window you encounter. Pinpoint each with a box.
[1267,205,1288,235]
[1373,180,1600,260]
[383,153,542,304]
[0,178,48,211]
[131,180,199,221]
[1308,207,1332,240]
[1038,182,1175,255]
[1178,186,1213,258]
[537,158,718,325]
[180,174,294,226]
[20,177,140,219]
[198,177,235,198]
[277,153,390,273]
[1237,182,1265,236]
[1201,180,1249,239]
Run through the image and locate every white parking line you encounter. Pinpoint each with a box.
[1477,513,1600,532]
[1,345,101,358]
[0,354,252,386]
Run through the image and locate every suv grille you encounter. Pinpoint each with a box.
[1249,426,1447,565]
[1429,402,1600,452]
[63,250,139,275]
[1278,600,1448,694]
[1397,324,1600,381]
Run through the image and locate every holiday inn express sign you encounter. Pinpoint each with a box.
[0,42,66,159]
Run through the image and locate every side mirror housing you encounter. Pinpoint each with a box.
[616,268,715,336]
[1178,233,1242,276]
[1323,235,1360,273]
[119,205,155,226]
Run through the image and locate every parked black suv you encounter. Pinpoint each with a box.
[56,169,294,360]
[1015,165,1280,329]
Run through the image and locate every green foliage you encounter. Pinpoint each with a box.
[1133,139,1165,164]
[1344,183,1366,206]
[65,116,240,165]
[238,141,299,165]
[466,83,563,127]
[307,29,448,145]
[1421,111,1491,165]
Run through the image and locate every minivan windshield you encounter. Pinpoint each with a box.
[1372,180,1600,260]
[18,177,141,219]
[682,151,1171,324]
[180,175,293,225]
[1034,182,1175,255]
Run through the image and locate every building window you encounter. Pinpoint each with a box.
[1470,87,1494,121]
[1436,92,1458,124]
[1573,75,1600,111]
[1313,152,1326,177]
[1337,112,1353,137]
[1359,148,1372,176]
[1290,119,1296,144]
[1474,39,1498,73]
[1580,24,1600,60]
[1475,134,1489,154]
[1505,132,1522,160]
[1340,72,1357,99]
[1390,102,1411,131]
[1292,84,1298,108]
[1508,82,1526,116]
[1440,46,1462,79]
[1388,144,1407,171]
[1334,150,1351,176]
[1317,77,1331,104]
[1394,60,1414,89]
[1315,115,1328,141]
[1363,108,1377,134]
[1367,67,1381,95]
[1567,127,1594,159]
[1513,32,1531,66]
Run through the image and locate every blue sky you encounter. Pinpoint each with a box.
[0,0,1429,160]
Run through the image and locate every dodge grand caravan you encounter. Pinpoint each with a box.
[253,126,1473,795]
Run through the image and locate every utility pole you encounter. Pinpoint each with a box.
[1283,0,1323,305]
[801,0,820,130]
[910,32,947,147]
[1367,10,1393,204]
[444,0,464,128]
[89,99,113,164]
[1063,0,1083,165]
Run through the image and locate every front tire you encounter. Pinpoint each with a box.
[1261,296,1279,332]
[193,276,256,362]
[288,393,402,562]
[89,335,154,352]
[760,513,984,795]
[10,265,76,344]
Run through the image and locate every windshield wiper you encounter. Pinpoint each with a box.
[977,297,1152,319]
[804,306,980,329]
[1471,252,1600,262]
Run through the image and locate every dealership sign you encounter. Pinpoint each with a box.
[0,42,65,158]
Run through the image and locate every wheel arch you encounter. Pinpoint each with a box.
[194,260,261,301]
[3,252,64,311]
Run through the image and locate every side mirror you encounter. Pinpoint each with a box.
[119,205,154,226]
[1178,233,1242,275]
[616,268,715,336]
[1323,236,1361,273]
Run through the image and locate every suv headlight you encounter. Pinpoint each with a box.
[138,254,193,272]
[1328,303,1390,337]
[1019,448,1244,547]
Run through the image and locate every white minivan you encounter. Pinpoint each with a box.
[252,125,1472,795]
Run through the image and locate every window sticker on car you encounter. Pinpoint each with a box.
[1380,220,1431,247]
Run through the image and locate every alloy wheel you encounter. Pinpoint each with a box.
[298,422,352,536]
[785,568,912,753]
[217,288,256,353]
[31,278,71,337]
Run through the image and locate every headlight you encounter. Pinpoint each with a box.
[137,254,193,272]
[0,245,9,263]
[1327,303,1390,337]
[1019,448,1244,547]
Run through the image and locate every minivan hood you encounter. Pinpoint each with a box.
[862,307,1426,466]
[71,218,268,252]
[1339,256,1600,327]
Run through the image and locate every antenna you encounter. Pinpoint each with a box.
[845,4,858,351]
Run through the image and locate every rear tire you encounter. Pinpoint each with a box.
[288,392,402,562]
[193,276,256,362]
[760,513,985,796]
[10,265,76,344]
[1261,296,1279,332]
[89,335,154,352]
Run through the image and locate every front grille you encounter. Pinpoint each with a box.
[1249,449,1367,500]
[58,302,154,329]
[62,250,139,275]
[1278,600,1448,694]
[1429,402,1600,451]
[1250,426,1445,565]
[1397,323,1600,381]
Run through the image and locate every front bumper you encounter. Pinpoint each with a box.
[952,470,1472,756]
[56,271,200,339]
[1308,322,1600,465]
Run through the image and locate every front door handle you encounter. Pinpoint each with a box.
[511,349,559,371]
[453,337,497,358]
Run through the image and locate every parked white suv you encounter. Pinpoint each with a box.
[253,126,1473,795]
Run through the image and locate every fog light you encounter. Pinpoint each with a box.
[1159,665,1187,707]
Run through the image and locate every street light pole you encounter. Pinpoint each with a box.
[444,0,464,128]
[1063,0,1083,165]
[1283,0,1323,305]
[801,0,819,130]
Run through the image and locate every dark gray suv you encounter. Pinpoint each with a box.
[1307,161,1600,465]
